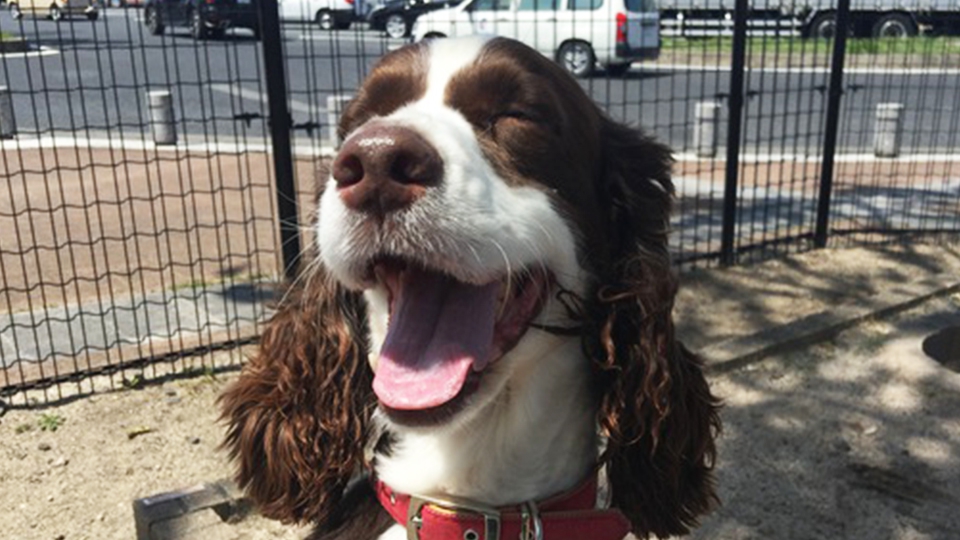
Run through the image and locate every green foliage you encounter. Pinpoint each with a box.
[662,36,960,56]
[38,413,65,432]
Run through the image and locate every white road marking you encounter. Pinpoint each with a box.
[208,83,325,115]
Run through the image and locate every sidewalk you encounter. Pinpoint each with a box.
[2,144,958,393]
[0,145,319,316]
[0,145,314,389]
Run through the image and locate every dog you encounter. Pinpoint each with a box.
[221,35,720,540]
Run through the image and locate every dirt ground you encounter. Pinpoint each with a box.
[1,243,958,540]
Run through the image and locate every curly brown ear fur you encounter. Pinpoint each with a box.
[589,118,722,538]
[219,266,373,525]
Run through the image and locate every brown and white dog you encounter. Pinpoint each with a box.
[221,36,720,540]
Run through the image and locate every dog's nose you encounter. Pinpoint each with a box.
[332,124,443,217]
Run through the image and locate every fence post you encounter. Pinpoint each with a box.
[814,0,851,249]
[874,103,904,158]
[0,86,17,139]
[148,90,176,145]
[720,0,749,266]
[326,94,353,146]
[258,0,301,281]
[694,101,720,158]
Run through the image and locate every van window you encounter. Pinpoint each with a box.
[519,0,558,10]
[624,0,656,11]
[470,0,511,10]
[568,0,600,9]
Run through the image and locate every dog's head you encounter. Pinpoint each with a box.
[222,36,719,538]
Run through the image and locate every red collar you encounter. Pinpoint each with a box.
[374,475,631,540]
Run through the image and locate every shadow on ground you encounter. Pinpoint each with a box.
[690,293,960,539]
[674,242,960,352]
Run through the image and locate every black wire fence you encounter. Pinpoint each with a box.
[0,0,957,405]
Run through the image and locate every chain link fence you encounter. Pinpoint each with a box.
[1,0,957,405]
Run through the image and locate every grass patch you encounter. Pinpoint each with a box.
[38,413,65,432]
[663,36,960,56]
[0,32,18,42]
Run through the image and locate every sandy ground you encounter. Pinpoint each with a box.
[1,243,959,540]
[694,294,960,540]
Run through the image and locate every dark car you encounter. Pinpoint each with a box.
[367,0,459,38]
[144,0,261,40]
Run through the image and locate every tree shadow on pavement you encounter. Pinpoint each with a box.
[692,296,960,539]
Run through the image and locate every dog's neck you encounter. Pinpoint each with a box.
[372,335,597,507]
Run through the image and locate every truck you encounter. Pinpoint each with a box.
[658,0,960,38]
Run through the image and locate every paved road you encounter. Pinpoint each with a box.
[1,9,959,153]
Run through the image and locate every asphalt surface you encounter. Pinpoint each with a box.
[1,8,958,153]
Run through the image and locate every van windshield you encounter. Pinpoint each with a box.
[625,0,657,12]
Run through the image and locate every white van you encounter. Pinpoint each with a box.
[279,0,358,29]
[411,0,659,77]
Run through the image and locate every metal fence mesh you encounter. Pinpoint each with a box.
[0,0,958,404]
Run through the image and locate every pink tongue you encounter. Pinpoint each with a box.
[373,267,498,410]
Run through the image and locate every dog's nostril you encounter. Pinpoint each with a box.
[333,153,364,188]
[390,150,442,187]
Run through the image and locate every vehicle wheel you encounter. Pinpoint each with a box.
[209,27,225,39]
[384,13,407,38]
[86,10,98,20]
[606,62,632,77]
[49,4,62,21]
[145,6,164,35]
[251,24,261,40]
[806,12,837,39]
[190,9,207,39]
[557,40,595,78]
[805,12,855,39]
[872,13,917,38]
[422,32,445,40]
[9,3,22,20]
[316,9,334,30]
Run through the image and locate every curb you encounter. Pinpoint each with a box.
[701,273,960,375]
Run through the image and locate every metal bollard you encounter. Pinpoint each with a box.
[693,101,721,158]
[148,90,176,145]
[326,94,353,146]
[0,86,15,139]
[874,102,904,158]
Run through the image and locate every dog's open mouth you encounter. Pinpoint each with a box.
[369,257,551,417]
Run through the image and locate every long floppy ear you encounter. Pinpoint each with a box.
[589,117,721,539]
[219,264,374,525]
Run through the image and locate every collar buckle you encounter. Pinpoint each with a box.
[520,501,543,540]
[406,493,502,540]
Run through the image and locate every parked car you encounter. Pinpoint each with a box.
[279,0,357,29]
[8,0,99,20]
[412,0,660,78]
[368,0,460,38]
[143,0,260,39]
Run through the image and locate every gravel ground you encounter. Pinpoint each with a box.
[1,244,958,540]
